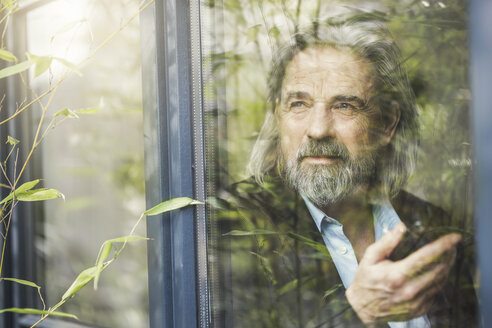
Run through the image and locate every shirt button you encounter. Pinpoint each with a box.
[339,246,348,255]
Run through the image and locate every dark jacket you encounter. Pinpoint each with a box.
[213,175,477,328]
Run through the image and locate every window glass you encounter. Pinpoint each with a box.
[202,0,477,327]
[25,1,147,327]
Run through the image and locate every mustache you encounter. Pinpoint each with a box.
[296,139,350,163]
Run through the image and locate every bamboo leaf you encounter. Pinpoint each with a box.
[75,99,103,114]
[93,235,148,289]
[0,308,78,320]
[16,188,64,202]
[26,53,53,77]
[323,283,343,300]
[0,179,40,204]
[2,278,41,289]
[6,135,19,146]
[0,49,17,62]
[62,266,98,300]
[223,229,280,236]
[54,108,79,119]
[106,235,149,243]
[94,242,113,290]
[247,24,262,42]
[0,60,32,79]
[144,197,203,216]
[277,278,298,296]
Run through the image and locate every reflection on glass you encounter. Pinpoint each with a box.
[202,1,477,327]
[26,1,147,327]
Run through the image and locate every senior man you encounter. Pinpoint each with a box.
[221,20,476,328]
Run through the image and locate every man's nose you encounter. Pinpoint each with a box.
[306,103,335,140]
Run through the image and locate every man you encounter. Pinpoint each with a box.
[221,21,476,327]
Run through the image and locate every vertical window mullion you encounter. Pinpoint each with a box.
[140,0,207,327]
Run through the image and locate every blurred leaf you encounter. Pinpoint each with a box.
[0,60,32,79]
[6,136,19,146]
[16,188,64,202]
[0,49,17,62]
[323,283,343,300]
[268,26,280,39]
[76,99,103,114]
[2,278,41,289]
[54,57,82,75]
[277,278,298,296]
[26,53,53,77]
[62,266,98,300]
[0,179,40,204]
[287,232,331,255]
[55,108,79,119]
[144,197,203,216]
[247,24,262,42]
[1,0,15,11]
[249,251,276,285]
[224,229,280,236]
[0,308,77,319]
[106,235,149,243]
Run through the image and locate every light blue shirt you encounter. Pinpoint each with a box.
[303,197,430,328]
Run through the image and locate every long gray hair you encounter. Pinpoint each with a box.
[247,20,419,197]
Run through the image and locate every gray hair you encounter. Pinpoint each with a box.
[247,20,419,197]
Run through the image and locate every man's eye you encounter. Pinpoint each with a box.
[290,101,306,108]
[332,102,357,111]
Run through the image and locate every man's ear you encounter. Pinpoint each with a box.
[380,100,400,146]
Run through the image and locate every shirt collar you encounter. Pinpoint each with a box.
[303,196,402,241]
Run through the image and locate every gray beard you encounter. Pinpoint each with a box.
[283,139,377,206]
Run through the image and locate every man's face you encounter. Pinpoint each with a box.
[277,46,393,205]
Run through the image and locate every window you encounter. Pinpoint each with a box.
[2,0,492,327]
[1,1,147,327]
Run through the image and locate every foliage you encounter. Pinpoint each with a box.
[0,0,203,327]
[203,0,473,326]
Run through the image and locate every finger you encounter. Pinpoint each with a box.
[395,260,451,305]
[361,222,407,265]
[399,233,461,274]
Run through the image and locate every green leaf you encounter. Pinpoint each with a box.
[54,108,79,119]
[106,235,149,243]
[1,0,15,11]
[277,278,298,296]
[268,26,280,39]
[75,99,103,114]
[0,308,78,320]
[6,135,19,146]
[94,242,113,290]
[16,188,64,202]
[62,266,98,300]
[2,277,41,289]
[0,60,32,79]
[223,229,280,236]
[287,232,331,255]
[144,197,203,216]
[26,53,53,77]
[0,49,17,62]
[53,57,82,75]
[247,24,262,43]
[0,179,40,204]
[93,235,148,289]
[323,283,343,300]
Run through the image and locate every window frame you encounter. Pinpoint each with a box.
[139,0,209,327]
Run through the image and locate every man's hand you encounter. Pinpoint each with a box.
[345,222,461,326]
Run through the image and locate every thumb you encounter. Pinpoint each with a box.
[361,222,406,265]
